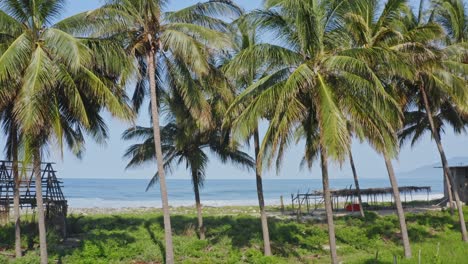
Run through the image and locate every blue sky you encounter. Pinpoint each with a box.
[6,0,468,180]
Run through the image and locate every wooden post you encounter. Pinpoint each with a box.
[291,194,294,211]
[297,195,302,221]
[280,195,284,214]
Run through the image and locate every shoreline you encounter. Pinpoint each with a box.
[67,204,274,216]
[67,196,446,216]
[66,192,444,212]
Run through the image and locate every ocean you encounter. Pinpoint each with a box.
[63,178,445,208]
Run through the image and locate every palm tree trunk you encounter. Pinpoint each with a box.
[191,168,205,240]
[253,129,272,256]
[33,149,48,264]
[349,150,365,218]
[11,127,22,258]
[444,171,455,215]
[147,47,175,263]
[383,152,412,258]
[320,146,338,264]
[419,86,468,242]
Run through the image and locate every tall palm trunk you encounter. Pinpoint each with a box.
[253,129,272,256]
[147,46,175,264]
[444,171,455,215]
[420,86,468,242]
[11,126,22,258]
[383,152,412,258]
[320,146,338,264]
[349,150,365,217]
[33,149,48,264]
[191,168,205,240]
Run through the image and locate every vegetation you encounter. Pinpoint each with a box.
[122,88,255,240]
[0,0,133,263]
[222,14,275,255]
[0,0,466,263]
[76,1,243,262]
[0,207,467,263]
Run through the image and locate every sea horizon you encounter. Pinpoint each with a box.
[63,178,445,209]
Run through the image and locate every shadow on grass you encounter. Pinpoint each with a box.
[336,210,459,246]
[169,214,322,257]
[1,208,461,262]
[64,213,324,258]
[56,230,137,255]
[144,221,166,264]
[64,209,459,257]
[362,258,393,264]
[405,212,454,231]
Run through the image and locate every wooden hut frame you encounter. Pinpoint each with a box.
[291,185,431,216]
[0,160,67,234]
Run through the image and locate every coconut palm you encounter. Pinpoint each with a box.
[396,0,468,241]
[337,0,468,255]
[399,99,468,214]
[346,124,365,218]
[123,88,254,240]
[428,0,468,216]
[432,0,467,44]
[222,15,274,255]
[337,0,419,257]
[0,1,133,262]
[226,1,401,262]
[348,150,365,217]
[399,0,468,218]
[0,100,21,258]
[79,2,242,261]
[408,63,468,243]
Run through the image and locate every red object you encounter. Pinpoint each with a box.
[345,204,361,212]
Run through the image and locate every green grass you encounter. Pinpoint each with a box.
[0,207,467,263]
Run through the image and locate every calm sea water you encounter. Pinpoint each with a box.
[62,178,444,208]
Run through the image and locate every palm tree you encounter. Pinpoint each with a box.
[222,15,274,255]
[82,2,242,261]
[407,61,468,242]
[123,89,254,240]
[348,145,365,217]
[432,0,467,44]
[399,99,468,215]
[0,82,104,261]
[334,0,468,256]
[226,1,401,262]
[397,0,468,242]
[431,0,468,230]
[0,101,22,258]
[0,1,133,262]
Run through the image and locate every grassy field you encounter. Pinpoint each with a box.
[0,206,467,263]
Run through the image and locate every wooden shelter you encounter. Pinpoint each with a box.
[0,160,67,234]
[291,185,431,216]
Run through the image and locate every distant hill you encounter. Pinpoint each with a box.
[397,157,468,179]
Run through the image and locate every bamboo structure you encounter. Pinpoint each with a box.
[291,185,431,215]
[0,161,67,235]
